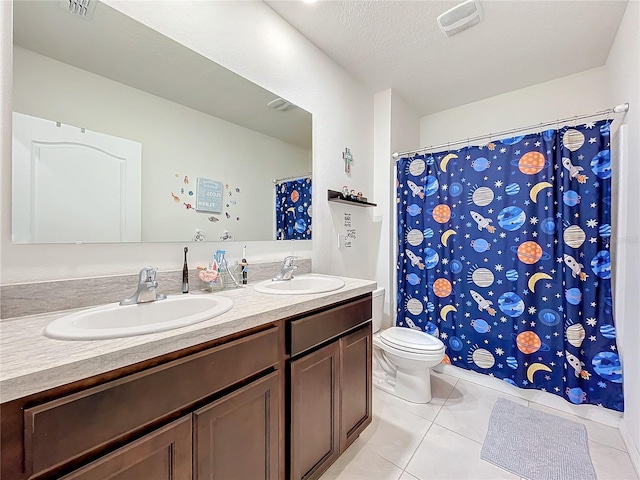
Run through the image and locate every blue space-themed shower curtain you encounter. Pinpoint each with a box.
[396,119,623,411]
[275,178,312,240]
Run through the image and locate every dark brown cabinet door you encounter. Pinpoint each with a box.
[61,416,192,480]
[339,323,372,451]
[290,341,340,480]
[194,371,280,480]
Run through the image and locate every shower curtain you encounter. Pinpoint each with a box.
[396,120,623,411]
[275,178,312,240]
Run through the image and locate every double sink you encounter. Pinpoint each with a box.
[44,274,345,341]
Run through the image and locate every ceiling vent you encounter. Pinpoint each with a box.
[267,98,297,112]
[58,0,97,21]
[437,0,483,37]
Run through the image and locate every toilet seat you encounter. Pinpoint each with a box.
[380,327,445,354]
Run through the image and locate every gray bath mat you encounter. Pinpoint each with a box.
[481,397,596,480]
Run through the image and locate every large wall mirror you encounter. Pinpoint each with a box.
[12,0,312,244]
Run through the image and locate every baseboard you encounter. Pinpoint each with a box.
[438,364,623,428]
[620,419,640,476]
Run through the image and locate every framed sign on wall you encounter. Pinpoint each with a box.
[196,177,223,213]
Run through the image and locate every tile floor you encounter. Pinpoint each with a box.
[320,371,638,480]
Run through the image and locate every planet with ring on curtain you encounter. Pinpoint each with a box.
[471,318,491,333]
[428,204,454,223]
[563,190,581,206]
[591,150,611,179]
[424,248,440,269]
[471,157,491,172]
[498,292,526,317]
[433,278,452,298]
[407,204,422,216]
[290,190,300,203]
[512,151,548,175]
[406,273,421,286]
[511,241,551,264]
[425,176,440,196]
[505,183,521,196]
[592,352,622,383]
[514,331,550,354]
[540,217,557,235]
[566,387,587,404]
[449,182,463,197]
[471,238,491,253]
[565,288,582,305]
[590,250,612,279]
[497,206,526,231]
[562,129,586,152]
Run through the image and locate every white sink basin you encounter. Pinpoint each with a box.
[44,295,234,340]
[253,274,345,295]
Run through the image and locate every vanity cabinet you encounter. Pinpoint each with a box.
[1,291,373,480]
[288,296,372,480]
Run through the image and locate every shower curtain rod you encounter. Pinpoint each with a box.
[392,102,629,160]
[272,172,312,184]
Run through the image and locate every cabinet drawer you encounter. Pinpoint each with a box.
[289,295,371,357]
[24,327,279,478]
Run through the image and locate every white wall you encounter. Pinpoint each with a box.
[0,0,374,283]
[13,46,310,243]
[606,0,640,470]
[373,90,420,329]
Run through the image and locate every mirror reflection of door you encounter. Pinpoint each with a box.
[12,112,142,243]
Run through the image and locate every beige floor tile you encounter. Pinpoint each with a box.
[318,444,404,480]
[373,371,457,421]
[360,395,433,468]
[405,424,519,480]
[589,440,638,480]
[446,378,529,407]
[398,472,420,480]
[433,394,495,443]
[529,402,627,451]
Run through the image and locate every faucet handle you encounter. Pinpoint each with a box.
[283,256,298,267]
[139,266,158,283]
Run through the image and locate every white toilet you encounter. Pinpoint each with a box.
[372,288,446,403]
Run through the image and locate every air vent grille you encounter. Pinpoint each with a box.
[437,0,483,37]
[58,0,97,21]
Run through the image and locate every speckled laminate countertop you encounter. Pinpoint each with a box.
[0,275,376,403]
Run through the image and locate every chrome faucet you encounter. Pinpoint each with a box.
[120,267,167,305]
[272,256,298,281]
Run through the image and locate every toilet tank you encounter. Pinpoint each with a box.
[372,288,385,333]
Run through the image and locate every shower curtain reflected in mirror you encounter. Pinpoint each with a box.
[396,120,623,411]
[275,178,312,240]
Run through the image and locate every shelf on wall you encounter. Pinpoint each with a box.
[327,190,377,207]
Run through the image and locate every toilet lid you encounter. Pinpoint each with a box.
[380,327,445,353]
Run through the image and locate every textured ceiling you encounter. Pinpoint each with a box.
[265,0,629,116]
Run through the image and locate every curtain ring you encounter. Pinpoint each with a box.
[606,109,611,123]
[556,119,560,130]
[467,138,470,149]
[573,115,578,128]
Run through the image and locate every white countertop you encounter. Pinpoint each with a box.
[0,276,376,403]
